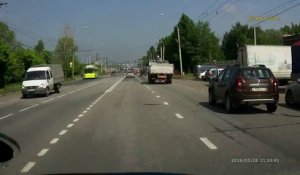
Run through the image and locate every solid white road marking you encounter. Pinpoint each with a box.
[19,104,39,112]
[73,118,79,122]
[37,149,49,157]
[156,95,160,98]
[42,98,55,104]
[67,124,74,128]
[20,162,36,173]
[175,113,184,119]
[82,110,87,114]
[163,102,169,105]
[0,113,13,120]
[68,91,75,94]
[78,114,84,118]
[105,77,125,93]
[200,137,218,150]
[50,138,59,144]
[57,94,66,98]
[59,130,68,135]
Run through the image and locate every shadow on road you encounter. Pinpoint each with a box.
[199,101,269,115]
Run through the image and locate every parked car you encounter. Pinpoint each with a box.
[208,65,279,113]
[194,65,216,79]
[285,79,300,106]
[204,67,223,81]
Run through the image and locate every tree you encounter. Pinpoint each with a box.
[54,36,78,77]
[221,22,252,60]
[34,40,44,54]
[194,21,223,64]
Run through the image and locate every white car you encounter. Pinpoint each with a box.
[126,71,134,78]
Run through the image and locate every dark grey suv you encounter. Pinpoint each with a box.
[208,65,279,113]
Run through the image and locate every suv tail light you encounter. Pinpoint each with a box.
[236,77,245,91]
[270,79,279,92]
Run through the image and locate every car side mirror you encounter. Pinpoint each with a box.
[0,133,20,163]
[297,79,300,83]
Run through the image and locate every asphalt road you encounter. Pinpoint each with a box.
[0,76,300,175]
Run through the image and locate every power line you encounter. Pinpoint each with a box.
[251,0,300,27]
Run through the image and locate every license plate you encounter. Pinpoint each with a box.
[252,88,267,91]
[27,89,35,92]
[158,75,166,78]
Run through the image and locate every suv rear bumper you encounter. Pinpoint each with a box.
[240,98,276,105]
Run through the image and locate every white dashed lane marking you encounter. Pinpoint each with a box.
[37,149,49,157]
[59,130,68,135]
[78,114,84,118]
[156,95,160,98]
[73,118,79,122]
[20,162,36,173]
[200,137,218,150]
[152,91,155,93]
[67,123,74,128]
[163,102,169,105]
[82,110,87,114]
[175,113,184,119]
[0,113,13,120]
[50,138,59,144]
[19,104,39,112]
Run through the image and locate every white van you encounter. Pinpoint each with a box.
[21,64,64,98]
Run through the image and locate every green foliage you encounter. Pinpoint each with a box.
[0,22,53,88]
[145,14,223,73]
[54,36,78,77]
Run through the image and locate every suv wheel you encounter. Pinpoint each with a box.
[285,90,294,106]
[209,90,216,105]
[225,94,234,113]
[266,103,277,113]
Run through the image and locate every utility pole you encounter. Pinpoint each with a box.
[254,27,257,45]
[72,39,74,80]
[177,26,183,76]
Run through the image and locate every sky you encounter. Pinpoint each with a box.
[0,0,299,63]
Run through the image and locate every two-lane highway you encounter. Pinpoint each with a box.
[1,76,300,174]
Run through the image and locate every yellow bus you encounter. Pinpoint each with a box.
[84,65,98,79]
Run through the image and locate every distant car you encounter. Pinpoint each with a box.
[126,70,134,78]
[208,65,279,113]
[285,79,300,106]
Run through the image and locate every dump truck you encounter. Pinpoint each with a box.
[147,60,174,84]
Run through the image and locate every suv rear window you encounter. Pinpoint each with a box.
[241,68,273,79]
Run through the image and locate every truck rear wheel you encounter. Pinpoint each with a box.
[54,84,60,93]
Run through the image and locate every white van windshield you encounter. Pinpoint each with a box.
[25,71,46,80]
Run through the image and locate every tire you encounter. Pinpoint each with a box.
[225,94,234,113]
[266,103,277,113]
[285,90,294,106]
[148,76,152,84]
[209,89,216,105]
[45,87,49,97]
[22,93,27,99]
[54,84,60,93]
